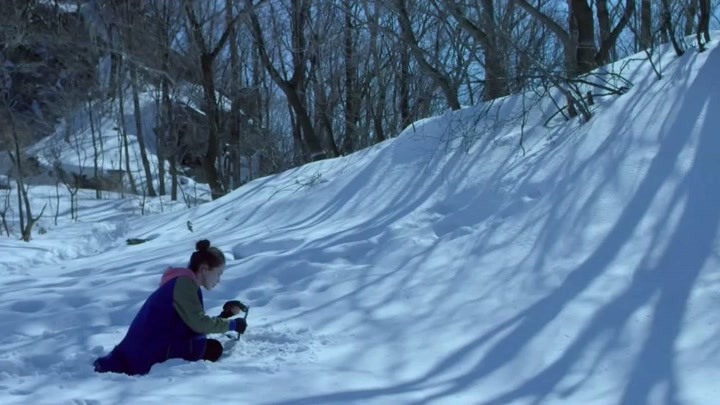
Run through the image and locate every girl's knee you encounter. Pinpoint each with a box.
[203,339,223,362]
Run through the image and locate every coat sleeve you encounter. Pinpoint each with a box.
[172,277,231,334]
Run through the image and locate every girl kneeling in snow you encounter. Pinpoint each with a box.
[93,239,248,376]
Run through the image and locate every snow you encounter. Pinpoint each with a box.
[37,0,81,13]
[1,38,720,404]
[15,80,257,201]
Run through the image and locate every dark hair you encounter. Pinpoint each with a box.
[188,239,226,273]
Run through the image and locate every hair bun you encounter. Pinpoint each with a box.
[196,239,211,252]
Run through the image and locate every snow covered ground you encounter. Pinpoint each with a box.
[1,39,719,404]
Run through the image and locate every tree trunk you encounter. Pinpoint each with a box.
[308,26,341,159]
[107,23,120,98]
[199,54,224,198]
[480,0,507,100]
[596,0,612,56]
[697,0,711,51]
[315,88,339,157]
[7,120,25,237]
[6,112,43,241]
[163,76,177,201]
[399,38,411,129]
[155,97,166,196]
[184,0,239,198]
[20,183,44,242]
[16,175,24,237]
[226,0,242,189]
[510,0,591,120]
[292,0,327,160]
[685,0,698,36]
[129,65,157,197]
[569,0,597,73]
[640,0,652,50]
[97,103,105,189]
[362,0,387,143]
[246,0,326,162]
[342,1,358,154]
[372,95,386,144]
[288,104,305,163]
[0,190,11,236]
[661,0,684,56]
[116,65,138,195]
[595,0,635,66]
[396,0,461,110]
[116,112,124,196]
[87,98,101,199]
[444,0,508,100]
[511,0,579,75]
[159,0,172,198]
[252,44,264,130]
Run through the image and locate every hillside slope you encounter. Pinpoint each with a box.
[0,40,718,405]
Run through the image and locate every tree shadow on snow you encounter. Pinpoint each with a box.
[428,44,720,405]
[263,45,720,405]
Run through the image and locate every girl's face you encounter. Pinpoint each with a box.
[199,264,224,290]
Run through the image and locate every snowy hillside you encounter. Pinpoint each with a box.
[1,39,719,405]
[20,84,238,199]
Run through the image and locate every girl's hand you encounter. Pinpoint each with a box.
[220,300,248,318]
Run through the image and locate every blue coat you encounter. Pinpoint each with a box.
[93,268,229,375]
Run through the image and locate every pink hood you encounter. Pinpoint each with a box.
[160,267,199,286]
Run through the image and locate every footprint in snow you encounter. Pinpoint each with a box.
[274,297,301,310]
[524,185,543,201]
[10,300,45,313]
[65,295,93,309]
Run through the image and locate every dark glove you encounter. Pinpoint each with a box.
[219,300,248,318]
[231,317,248,334]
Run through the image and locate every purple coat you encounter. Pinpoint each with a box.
[93,268,230,375]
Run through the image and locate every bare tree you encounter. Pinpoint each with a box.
[245,0,327,162]
[115,61,139,195]
[0,1,50,241]
[596,0,612,57]
[639,0,653,50]
[398,32,411,130]
[142,0,185,199]
[659,0,685,57]
[697,0,711,51]
[0,181,12,236]
[356,0,446,137]
[7,0,702,221]
[359,0,392,142]
[395,0,462,110]
[109,1,158,197]
[2,109,46,241]
[341,0,361,153]
[685,0,699,35]
[225,0,243,189]
[85,96,109,199]
[129,63,157,197]
[47,114,93,221]
[434,1,510,101]
[512,0,636,75]
[183,0,243,198]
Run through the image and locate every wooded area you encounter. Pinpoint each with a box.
[0,0,716,240]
